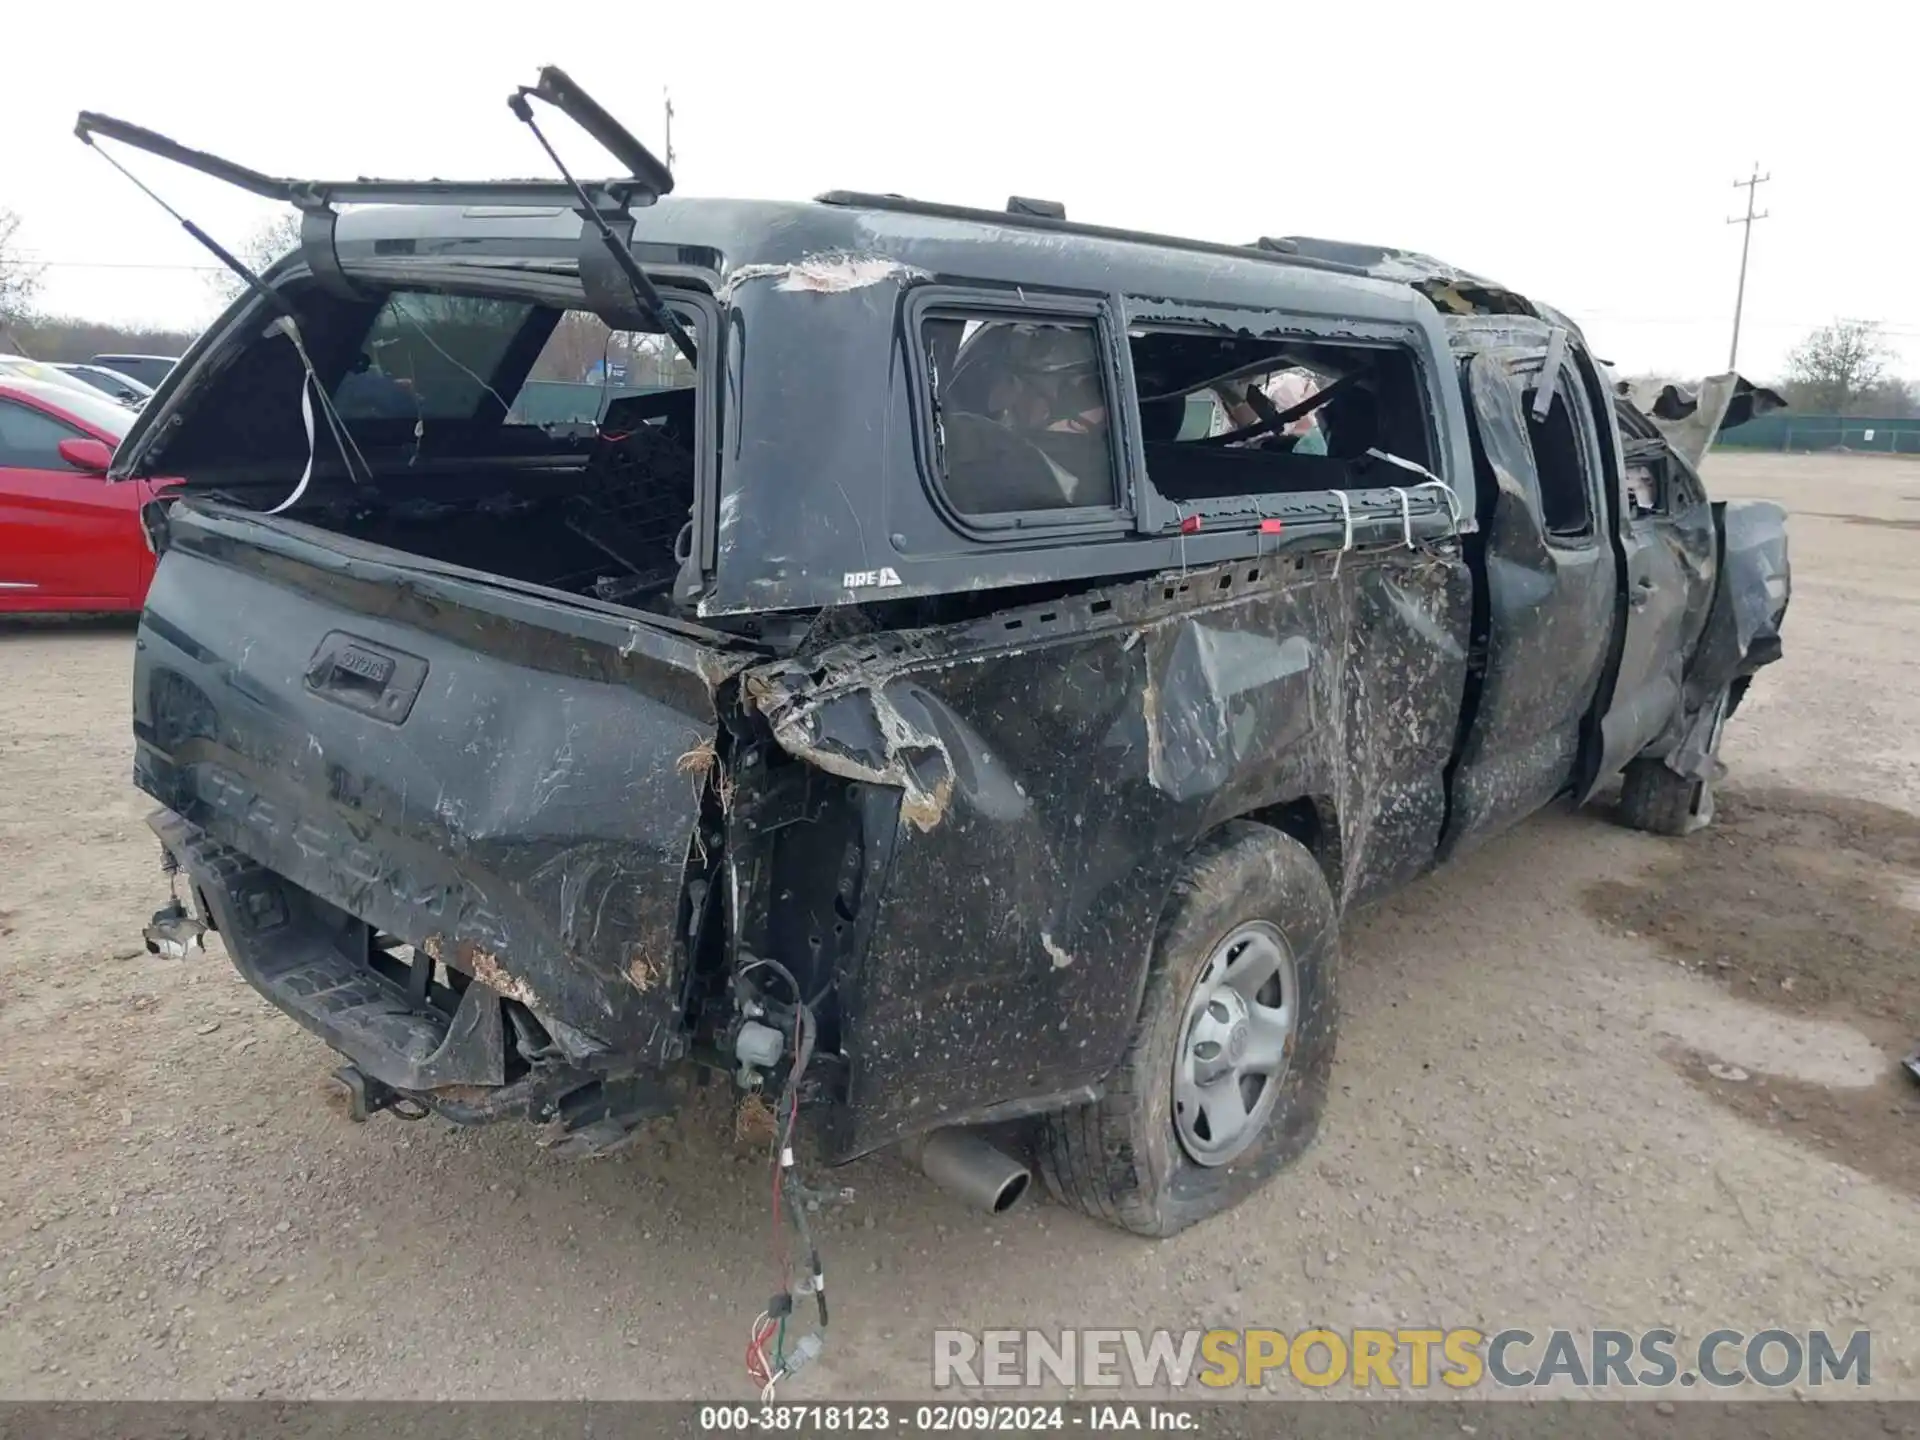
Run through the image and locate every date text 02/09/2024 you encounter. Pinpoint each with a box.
[697,1403,1202,1431]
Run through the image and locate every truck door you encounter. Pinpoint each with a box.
[1442,347,1617,857]
[1574,372,1709,800]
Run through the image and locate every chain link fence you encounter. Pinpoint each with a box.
[1716,414,1920,454]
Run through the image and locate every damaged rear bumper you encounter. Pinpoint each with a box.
[150,809,672,1134]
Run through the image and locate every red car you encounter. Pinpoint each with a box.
[0,375,167,613]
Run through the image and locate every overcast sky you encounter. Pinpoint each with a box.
[6,0,1914,382]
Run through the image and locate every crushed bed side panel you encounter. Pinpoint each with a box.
[748,552,1470,1157]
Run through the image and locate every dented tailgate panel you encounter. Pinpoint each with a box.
[134,503,741,1059]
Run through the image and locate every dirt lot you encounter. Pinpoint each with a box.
[1,452,1915,1401]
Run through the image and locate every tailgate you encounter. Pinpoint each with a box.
[134,501,743,1072]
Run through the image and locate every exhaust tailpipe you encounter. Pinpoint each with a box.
[915,1128,1031,1214]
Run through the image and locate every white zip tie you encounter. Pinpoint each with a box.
[1331,489,1354,577]
[780,1146,795,1169]
[1389,485,1413,548]
[1363,449,1466,534]
[1411,478,1465,530]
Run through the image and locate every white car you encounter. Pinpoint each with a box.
[0,356,140,408]
[52,362,153,407]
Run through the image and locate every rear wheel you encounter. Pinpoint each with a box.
[1038,822,1339,1237]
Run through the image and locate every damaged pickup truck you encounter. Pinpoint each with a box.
[90,73,1787,1252]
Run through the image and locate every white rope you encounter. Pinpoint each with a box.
[263,318,321,515]
[265,371,318,516]
[263,315,372,515]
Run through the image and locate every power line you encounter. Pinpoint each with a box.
[1726,164,1771,370]
[16,258,225,272]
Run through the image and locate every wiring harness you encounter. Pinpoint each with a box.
[738,959,829,1398]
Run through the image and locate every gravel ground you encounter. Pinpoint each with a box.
[1,452,1915,1401]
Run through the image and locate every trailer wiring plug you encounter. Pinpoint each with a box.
[143,842,207,959]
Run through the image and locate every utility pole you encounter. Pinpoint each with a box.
[1726,164,1771,371]
[663,89,677,173]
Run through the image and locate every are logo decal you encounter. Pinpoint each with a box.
[843,567,903,590]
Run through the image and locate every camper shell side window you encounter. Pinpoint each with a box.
[1120,309,1441,529]
[908,288,1133,537]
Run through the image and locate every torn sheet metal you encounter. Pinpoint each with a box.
[762,676,1028,834]
[743,550,1468,1158]
[718,251,930,300]
[1623,373,1788,471]
[1264,237,1551,320]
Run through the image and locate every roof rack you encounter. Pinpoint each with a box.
[813,191,1368,277]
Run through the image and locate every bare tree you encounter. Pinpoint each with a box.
[204,211,306,305]
[1785,319,1893,414]
[524,314,695,388]
[9,317,200,364]
[0,207,45,341]
[1847,375,1920,418]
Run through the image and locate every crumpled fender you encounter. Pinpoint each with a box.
[1664,499,1790,779]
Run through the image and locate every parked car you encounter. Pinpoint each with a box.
[0,353,116,397]
[54,362,154,407]
[0,375,161,613]
[87,353,177,389]
[92,79,1787,1243]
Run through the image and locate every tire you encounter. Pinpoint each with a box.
[1617,758,1711,836]
[1618,686,1731,837]
[1037,821,1339,1237]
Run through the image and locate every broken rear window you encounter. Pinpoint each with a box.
[1126,327,1433,505]
[509,313,699,427]
[334,293,534,421]
[921,313,1119,519]
[139,280,713,611]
